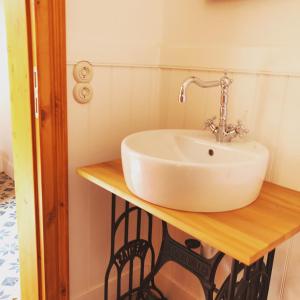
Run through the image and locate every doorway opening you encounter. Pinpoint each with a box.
[0,2,20,299]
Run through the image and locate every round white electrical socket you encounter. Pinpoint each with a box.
[73,61,93,83]
[73,83,93,104]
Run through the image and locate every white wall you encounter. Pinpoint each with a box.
[0,1,13,178]
[67,1,300,299]
[67,65,161,300]
[67,1,163,299]
[158,1,300,299]
[159,68,300,300]
[67,0,163,66]
[160,0,300,75]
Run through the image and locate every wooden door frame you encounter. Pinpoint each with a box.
[33,0,69,298]
[4,0,69,299]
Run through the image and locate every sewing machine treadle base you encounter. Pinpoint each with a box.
[104,194,275,300]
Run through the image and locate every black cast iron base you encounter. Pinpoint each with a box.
[104,194,275,300]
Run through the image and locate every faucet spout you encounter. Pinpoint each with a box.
[178,73,247,143]
[179,85,187,103]
[178,76,221,103]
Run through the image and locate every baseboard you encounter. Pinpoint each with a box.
[72,266,142,300]
[72,285,102,300]
[156,271,198,300]
[72,265,197,300]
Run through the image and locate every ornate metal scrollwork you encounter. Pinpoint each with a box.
[216,254,275,300]
[104,194,165,300]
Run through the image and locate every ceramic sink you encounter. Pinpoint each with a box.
[121,130,269,212]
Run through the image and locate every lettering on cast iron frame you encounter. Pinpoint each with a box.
[115,239,150,269]
[168,243,210,277]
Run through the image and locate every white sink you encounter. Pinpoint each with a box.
[121,130,269,212]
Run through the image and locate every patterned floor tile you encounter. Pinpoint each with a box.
[0,173,20,300]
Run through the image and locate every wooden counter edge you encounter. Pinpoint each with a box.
[76,164,300,266]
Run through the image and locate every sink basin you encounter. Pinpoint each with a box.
[121,130,269,212]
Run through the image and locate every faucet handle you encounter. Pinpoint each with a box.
[235,120,249,138]
[204,116,218,135]
[226,123,235,131]
[204,116,217,129]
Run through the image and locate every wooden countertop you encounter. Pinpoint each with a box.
[78,160,300,265]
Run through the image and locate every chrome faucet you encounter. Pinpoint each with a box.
[179,73,248,143]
